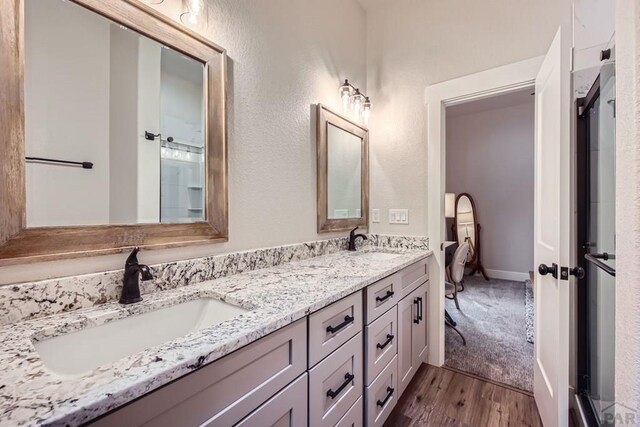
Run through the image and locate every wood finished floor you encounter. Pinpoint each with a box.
[384,364,543,427]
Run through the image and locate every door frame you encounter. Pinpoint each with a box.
[424,56,543,366]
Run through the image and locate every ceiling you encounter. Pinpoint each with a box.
[445,88,534,117]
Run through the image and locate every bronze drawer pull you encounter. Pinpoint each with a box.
[326,315,354,334]
[327,373,355,399]
[377,387,394,407]
[376,334,394,350]
[375,290,394,303]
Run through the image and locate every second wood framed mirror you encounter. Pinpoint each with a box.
[316,104,369,233]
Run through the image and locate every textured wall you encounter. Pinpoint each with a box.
[1,0,366,284]
[364,0,572,235]
[446,100,534,276]
[615,0,640,415]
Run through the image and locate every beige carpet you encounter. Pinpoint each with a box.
[445,275,534,392]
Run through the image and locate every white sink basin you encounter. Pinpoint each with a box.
[350,251,401,261]
[34,298,248,377]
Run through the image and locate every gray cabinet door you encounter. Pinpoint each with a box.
[397,284,427,396]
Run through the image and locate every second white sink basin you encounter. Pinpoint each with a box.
[34,298,248,377]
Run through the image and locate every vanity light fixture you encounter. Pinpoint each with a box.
[180,0,206,26]
[339,79,372,125]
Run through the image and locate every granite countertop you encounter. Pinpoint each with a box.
[0,247,431,426]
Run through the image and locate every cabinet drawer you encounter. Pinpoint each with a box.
[335,396,363,427]
[93,319,307,427]
[365,355,398,427]
[235,373,308,427]
[364,272,399,324]
[365,305,397,386]
[398,258,428,299]
[308,291,362,367]
[309,332,363,427]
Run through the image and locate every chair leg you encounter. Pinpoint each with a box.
[445,318,466,346]
[454,290,460,310]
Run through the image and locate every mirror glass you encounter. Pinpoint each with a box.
[24,0,206,227]
[327,124,362,219]
[456,195,476,258]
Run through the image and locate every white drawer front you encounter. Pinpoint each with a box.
[236,373,308,427]
[365,355,398,427]
[93,319,307,427]
[335,396,363,427]
[364,272,399,324]
[364,305,397,386]
[398,258,428,300]
[309,332,363,427]
[308,291,362,367]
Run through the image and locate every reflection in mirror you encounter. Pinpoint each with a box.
[24,0,205,227]
[327,124,362,219]
[456,195,476,258]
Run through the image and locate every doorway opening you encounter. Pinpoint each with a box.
[443,87,535,393]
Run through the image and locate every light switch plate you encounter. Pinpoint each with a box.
[388,209,409,225]
[372,209,381,223]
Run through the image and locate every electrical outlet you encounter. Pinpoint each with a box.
[372,209,381,223]
[388,209,409,224]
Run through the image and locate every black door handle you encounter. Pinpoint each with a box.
[326,315,354,334]
[417,296,423,321]
[377,387,395,407]
[538,263,558,279]
[375,290,394,303]
[326,373,354,399]
[413,298,420,324]
[569,266,585,279]
[376,334,394,350]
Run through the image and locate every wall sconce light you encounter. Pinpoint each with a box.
[180,0,206,26]
[339,79,371,125]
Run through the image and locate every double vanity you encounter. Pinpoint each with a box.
[0,245,431,426]
[0,0,431,425]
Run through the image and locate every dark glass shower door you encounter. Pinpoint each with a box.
[577,57,616,425]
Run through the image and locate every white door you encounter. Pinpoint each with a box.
[533,25,572,427]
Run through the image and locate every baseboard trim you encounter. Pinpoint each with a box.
[483,269,530,282]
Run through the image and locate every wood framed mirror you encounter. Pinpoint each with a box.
[316,104,369,232]
[452,193,489,280]
[0,0,227,265]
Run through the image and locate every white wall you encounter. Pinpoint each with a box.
[109,26,140,224]
[363,0,572,236]
[614,0,640,416]
[24,0,111,227]
[0,0,367,283]
[137,38,163,224]
[445,97,534,277]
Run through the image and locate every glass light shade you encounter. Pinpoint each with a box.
[445,193,455,218]
[339,80,352,110]
[362,97,371,125]
[352,90,365,115]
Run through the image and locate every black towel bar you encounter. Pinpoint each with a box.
[25,157,93,169]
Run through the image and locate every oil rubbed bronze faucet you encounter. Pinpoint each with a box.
[348,227,368,251]
[120,247,153,304]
